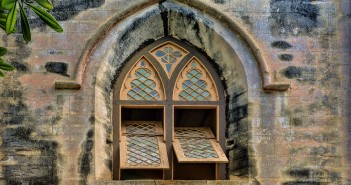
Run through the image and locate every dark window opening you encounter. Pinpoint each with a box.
[121,169,163,180]
[173,153,216,180]
[122,108,163,122]
[174,108,217,135]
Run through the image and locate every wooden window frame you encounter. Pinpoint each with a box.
[113,37,227,180]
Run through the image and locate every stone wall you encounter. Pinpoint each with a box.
[0,0,349,184]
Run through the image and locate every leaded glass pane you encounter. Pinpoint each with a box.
[121,57,164,100]
[174,58,218,101]
[150,42,188,78]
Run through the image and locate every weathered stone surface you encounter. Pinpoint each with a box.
[0,0,349,184]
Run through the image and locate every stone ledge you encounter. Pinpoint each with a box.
[55,80,81,90]
[94,180,248,185]
[263,83,290,91]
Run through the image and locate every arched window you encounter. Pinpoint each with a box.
[113,37,228,180]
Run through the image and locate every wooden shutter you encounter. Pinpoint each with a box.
[173,127,228,163]
[120,121,169,169]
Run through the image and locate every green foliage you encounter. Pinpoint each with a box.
[0,47,14,77]
[5,1,16,34]
[1,0,63,40]
[1,0,16,10]
[0,0,63,77]
[0,59,15,70]
[0,47,7,56]
[19,2,30,42]
[34,0,53,10]
[28,3,63,32]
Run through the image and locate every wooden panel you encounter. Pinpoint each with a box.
[120,121,168,169]
[120,136,169,169]
[173,138,228,163]
[173,127,228,163]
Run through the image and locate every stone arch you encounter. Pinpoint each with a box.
[58,1,288,182]
[55,1,289,91]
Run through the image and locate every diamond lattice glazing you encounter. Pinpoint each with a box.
[127,67,160,100]
[126,123,156,135]
[175,128,208,138]
[178,62,212,101]
[179,138,218,158]
[126,136,161,165]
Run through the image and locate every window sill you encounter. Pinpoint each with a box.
[94,180,248,185]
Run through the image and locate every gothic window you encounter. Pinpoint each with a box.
[113,38,228,180]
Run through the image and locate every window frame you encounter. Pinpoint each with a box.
[113,37,227,180]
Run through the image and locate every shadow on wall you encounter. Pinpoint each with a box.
[270,0,320,36]
[348,64,351,184]
[339,1,351,183]
[226,91,249,178]
[0,89,62,184]
[3,128,59,185]
[344,13,351,184]
[25,0,105,30]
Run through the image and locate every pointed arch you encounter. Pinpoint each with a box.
[173,57,219,101]
[120,57,165,100]
[54,1,289,91]
[54,1,292,181]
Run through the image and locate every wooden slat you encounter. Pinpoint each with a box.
[158,137,169,169]
[119,136,128,168]
[120,136,169,169]
[204,127,216,139]
[173,138,228,163]
[155,122,163,136]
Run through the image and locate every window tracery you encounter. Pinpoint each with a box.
[150,42,188,78]
[120,57,165,100]
[173,58,218,101]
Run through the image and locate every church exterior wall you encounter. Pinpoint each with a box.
[0,0,349,184]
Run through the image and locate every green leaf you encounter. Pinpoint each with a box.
[0,14,15,32]
[0,47,7,56]
[1,0,16,10]
[0,61,15,70]
[0,13,7,19]
[0,70,4,77]
[5,1,16,34]
[0,17,6,23]
[0,22,5,30]
[0,21,16,32]
[19,3,30,42]
[28,3,62,32]
[34,0,53,10]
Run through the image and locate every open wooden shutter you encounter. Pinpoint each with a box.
[173,127,228,163]
[120,121,169,169]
